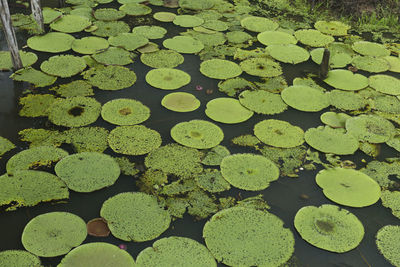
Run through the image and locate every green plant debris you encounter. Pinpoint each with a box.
[254,119,304,148]
[324,69,368,91]
[292,77,325,91]
[19,128,65,148]
[181,30,226,47]
[153,11,176,22]
[163,36,204,54]
[22,212,87,257]
[327,90,367,111]
[6,146,68,175]
[200,58,242,80]
[314,20,350,36]
[257,31,297,46]
[10,68,57,88]
[40,55,87,78]
[18,94,58,118]
[0,170,69,211]
[201,145,230,166]
[0,51,37,71]
[235,194,270,212]
[240,57,283,77]
[0,250,42,267]
[161,92,200,112]
[316,168,381,207]
[160,179,197,196]
[241,16,279,32]
[145,68,191,90]
[369,74,400,96]
[58,242,135,267]
[119,3,152,16]
[132,25,167,39]
[72,37,109,54]
[352,41,390,57]
[376,225,400,267]
[203,207,294,266]
[100,192,171,241]
[294,29,334,47]
[108,33,149,51]
[370,94,400,114]
[231,134,261,147]
[254,77,287,94]
[195,168,231,193]
[64,127,109,153]
[50,14,91,33]
[387,131,400,153]
[218,77,256,97]
[136,236,216,266]
[187,189,218,219]
[320,112,351,128]
[93,8,126,21]
[91,21,130,37]
[27,32,75,53]
[113,157,139,176]
[171,120,224,149]
[92,47,134,65]
[361,159,400,188]
[310,48,353,68]
[381,190,400,219]
[161,197,189,219]
[108,125,161,156]
[0,136,15,157]
[48,96,101,127]
[173,15,204,27]
[267,44,310,64]
[50,80,94,98]
[82,65,137,90]
[145,144,203,178]
[281,85,329,112]
[136,169,169,195]
[220,153,279,191]
[351,55,390,73]
[205,97,254,124]
[359,141,380,158]
[226,30,252,44]
[101,98,150,125]
[294,204,364,253]
[140,49,184,68]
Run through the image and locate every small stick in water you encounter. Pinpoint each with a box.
[319,48,330,79]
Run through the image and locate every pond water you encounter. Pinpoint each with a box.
[1,0,400,266]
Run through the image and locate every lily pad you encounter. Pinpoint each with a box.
[294,204,364,253]
[10,67,57,87]
[22,212,87,257]
[27,32,75,53]
[146,68,191,90]
[163,36,204,54]
[153,11,176,22]
[140,49,184,68]
[91,21,130,37]
[369,74,400,95]
[108,125,162,155]
[218,77,257,97]
[0,250,41,266]
[314,20,350,36]
[0,51,37,71]
[82,65,137,90]
[324,69,368,91]
[384,56,400,72]
[320,112,351,128]
[257,30,297,46]
[91,47,134,66]
[19,94,58,117]
[86,218,110,237]
[281,85,329,112]
[119,3,152,16]
[50,15,91,33]
[351,55,390,73]
[101,98,150,125]
[205,97,253,124]
[93,8,126,21]
[316,168,381,207]
[352,41,390,57]
[161,92,200,112]
[64,127,109,153]
[50,80,93,98]
[173,15,204,27]
[0,136,15,156]
[179,0,215,10]
[238,90,288,115]
[328,90,367,111]
[294,29,334,47]
[195,168,231,193]
[254,119,304,148]
[200,58,242,79]
[381,190,400,220]
[241,16,279,32]
[310,48,353,68]
[42,7,62,24]
[226,30,252,44]
[266,44,310,64]
[40,55,86,78]
[108,33,148,51]
[72,37,109,54]
[202,19,228,31]
[376,225,400,267]
[240,57,283,77]
[100,192,171,241]
[132,25,167,39]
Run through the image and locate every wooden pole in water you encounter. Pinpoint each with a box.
[30,0,44,33]
[59,0,65,8]
[319,48,330,79]
[0,0,23,70]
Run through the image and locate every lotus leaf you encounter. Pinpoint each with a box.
[281,85,329,112]
[146,68,190,90]
[352,41,390,57]
[48,96,101,127]
[218,77,256,97]
[327,90,367,111]
[163,36,204,54]
[266,44,309,64]
[108,33,149,51]
[6,146,68,175]
[240,16,279,32]
[27,32,75,53]
[170,120,224,149]
[257,31,297,46]
[0,250,41,266]
[119,3,152,16]
[220,153,279,191]
[161,92,200,112]
[226,30,252,44]
[320,112,351,128]
[40,55,87,78]
[310,48,352,68]
[316,168,381,207]
[55,152,120,192]
[50,15,91,33]
[22,212,87,257]
[72,37,109,54]
[305,126,359,155]
[351,55,390,73]
[173,15,204,27]
[91,21,130,37]
[0,51,37,71]
[201,145,230,166]
[200,58,242,79]
[294,204,364,253]
[0,136,15,156]
[64,126,109,153]
[205,97,253,124]
[145,143,203,177]
[314,21,350,36]
[254,119,304,148]
[294,29,334,47]
[346,114,396,143]
[82,65,137,90]
[101,98,150,125]
[132,25,167,39]
[19,94,58,117]
[381,190,400,219]
[240,57,283,77]
[384,56,400,72]
[59,242,135,267]
[140,49,184,68]
[10,67,57,87]
[324,69,368,91]
[179,0,215,10]
[153,11,176,22]
[376,225,400,267]
[42,7,62,24]
[203,207,294,266]
[93,8,126,21]
[50,80,94,98]
[100,192,171,241]
[92,47,133,65]
[369,74,400,95]
[108,125,162,155]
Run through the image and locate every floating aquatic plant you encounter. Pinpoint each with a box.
[254,119,304,148]
[173,15,204,27]
[140,49,184,68]
[294,29,334,47]
[179,0,215,10]
[199,58,242,79]
[320,112,351,128]
[281,85,329,112]
[50,14,91,33]
[267,44,310,64]
[153,11,176,22]
[381,190,400,219]
[205,97,254,124]
[240,16,279,32]
[10,67,57,87]
[132,25,167,39]
[201,145,230,166]
[0,250,41,267]
[82,65,137,90]
[27,32,75,53]
[351,55,390,73]
[108,33,149,51]
[18,94,58,118]
[195,168,231,193]
[64,126,109,153]
[327,90,367,111]
[226,30,252,44]
[101,98,150,125]
[218,77,256,97]
[0,136,15,157]
[314,20,350,36]
[352,41,390,57]
[239,90,288,115]
[369,74,400,96]
[86,218,110,237]
[0,51,37,71]
[310,48,353,68]
[376,225,400,267]
[119,3,152,16]
[40,55,87,78]
[91,21,130,37]
[163,36,204,54]
[50,80,94,98]
[146,68,191,90]
[240,57,283,77]
[257,30,297,46]
[72,37,109,54]
[161,92,200,112]
[93,8,126,21]
[91,47,134,66]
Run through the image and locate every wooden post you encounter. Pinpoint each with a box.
[0,0,23,70]
[319,48,330,79]
[59,0,65,8]
[30,0,44,33]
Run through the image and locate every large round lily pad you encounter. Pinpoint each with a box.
[132,25,167,40]
[0,250,41,266]
[72,37,109,54]
[40,55,87,78]
[22,212,87,257]
[294,29,334,47]
[10,67,57,87]
[281,85,329,112]
[310,47,353,68]
[140,49,184,68]
[93,8,126,21]
[171,120,224,149]
[314,20,350,36]
[195,168,231,192]
[82,65,137,90]
[179,0,215,10]
[376,225,400,267]
[173,15,204,27]
[205,97,253,124]
[55,152,120,192]
[153,11,176,22]
[119,3,152,16]
[146,68,191,90]
[254,119,304,148]
[351,55,390,73]
[352,41,390,57]
[266,44,310,64]
[101,98,150,125]
[239,90,288,115]
[294,204,364,253]
[369,74,400,96]
[203,207,294,266]
[100,192,171,241]
[0,50,37,71]
[161,92,200,112]
[200,59,242,79]
[91,47,133,66]
[240,57,282,77]
[328,90,367,111]
[50,15,91,33]
[27,32,75,53]
[316,168,381,207]
[220,153,280,191]
[163,36,204,54]
[240,16,279,32]
[320,112,351,128]
[257,30,297,46]
[108,33,148,51]
[91,21,130,37]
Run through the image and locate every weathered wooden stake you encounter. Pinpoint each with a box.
[319,48,330,79]
[0,0,23,70]
[30,0,44,33]
[59,0,65,8]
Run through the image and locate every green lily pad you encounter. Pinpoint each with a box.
[119,3,152,15]
[310,48,353,68]
[101,98,150,125]
[91,47,134,66]
[10,67,57,87]
[266,44,310,64]
[93,8,126,21]
[181,30,226,47]
[161,92,200,112]
[91,21,130,37]
[40,55,86,78]
[72,37,109,54]
[241,16,279,32]
[100,192,171,241]
[384,56,400,72]
[50,15,91,33]
[200,58,242,79]
[22,212,87,257]
[27,32,75,53]
[136,236,216,266]
[352,41,390,57]
[257,30,297,46]
[50,80,94,98]
[55,152,120,192]
[18,128,65,148]
[370,94,400,114]
[281,85,329,112]
[140,49,184,68]
[108,125,162,155]
[108,33,148,51]
[203,207,294,266]
[163,36,204,54]
[132,25,167,39]
[294,29,334,47]
[19,94,58,117]
[179,0,215,10]
[316,168,381,207]
[305,126,359,155]
[220,153,279,191]
[381,190,400,220]
[320,112,351,128]
[376,225,400,267]
[254,119,304,148]
[226,30,252,44]
[351,55,390,73]
[240,57,283,77]
[0,170,69,211]
[294,204,364,253]
[328,90,367,111]
[42,7,62,24]
[202,19,228,31]
[59,242,135,267]
[146,68,191,90]
[153,11,176,22]
[205,97,253,124]
[0,250,41,266]
[0,51,37,71]
[64,127,109,153]
[171,120,224,149]
[324,69,368,91]
[195,168,231,193]
[314,20,350,36]
[82,65,137,90]
[369,74,400,95]
[218,77,256,97]
[173,15,204,27]
[48,96,101,127]
[238,90,287,115]
[0,136,15,156]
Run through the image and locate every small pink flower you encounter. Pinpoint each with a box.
[195,85,203,91]
[118,244,127,250]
